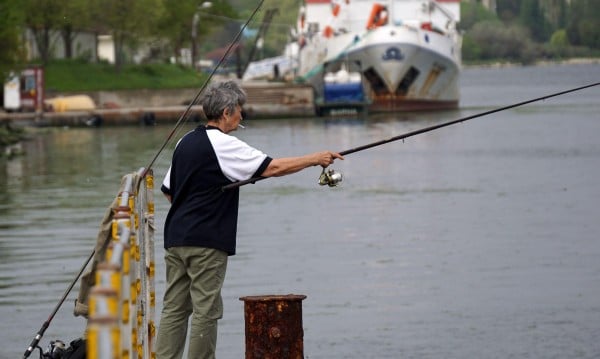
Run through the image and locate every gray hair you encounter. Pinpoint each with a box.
[201,81,247,120]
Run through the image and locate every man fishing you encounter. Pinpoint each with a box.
[155,80,343,359]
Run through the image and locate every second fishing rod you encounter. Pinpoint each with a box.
[222,81,600,191]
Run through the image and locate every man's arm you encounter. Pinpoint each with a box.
[261,151,343,177]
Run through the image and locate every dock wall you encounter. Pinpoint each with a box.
[2,82,317,127]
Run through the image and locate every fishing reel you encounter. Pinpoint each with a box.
[318,168,343,187]
[43,340,66,359]
[39,338,86,359]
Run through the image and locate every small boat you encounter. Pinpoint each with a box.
[317,63,369,115]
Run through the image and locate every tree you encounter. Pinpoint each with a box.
[566,0,600,49]
[58,0,91,59]
[519,0,552,42]
[157,0,239,68]
[460,1,498,31]
[540,0,568,29]
[548,29,569,57]
[23,0,63,64]
[158,0,198,64]
[463,21,538,63]
[196,1,239,55]
[0,1,25,81]
[496,0,520,23]
[89,0,164,71]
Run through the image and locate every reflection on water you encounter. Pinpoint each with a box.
[1,63,600,359]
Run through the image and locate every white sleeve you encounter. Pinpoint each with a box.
[162,135,188,192]
[162,166,171,191]
[207,131,269,182]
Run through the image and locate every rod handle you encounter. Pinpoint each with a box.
[23,322,49,358]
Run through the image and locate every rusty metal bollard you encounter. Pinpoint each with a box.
[239,294,307,359]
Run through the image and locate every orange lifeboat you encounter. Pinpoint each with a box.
[332,3,341,17]
[366,3,388,30]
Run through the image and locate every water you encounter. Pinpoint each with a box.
[1,63,599,359]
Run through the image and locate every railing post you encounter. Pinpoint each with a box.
[239,294,307,359]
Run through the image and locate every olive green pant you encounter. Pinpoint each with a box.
[156,247,228,359]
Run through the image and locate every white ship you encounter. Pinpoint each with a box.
[294,0,462,113]
[241,0,462,112]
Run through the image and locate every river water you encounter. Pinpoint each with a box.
[1,63,599,359]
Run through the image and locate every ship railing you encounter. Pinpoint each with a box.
[86,168,156,359]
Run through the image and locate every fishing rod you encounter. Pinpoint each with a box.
[22,2,266,358]
[23,250,95,359]
[222,81,600,191]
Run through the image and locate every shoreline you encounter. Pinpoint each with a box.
[463,57,600,69]
[1,59,597,132]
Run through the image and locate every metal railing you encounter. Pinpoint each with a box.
[87,169,156,359]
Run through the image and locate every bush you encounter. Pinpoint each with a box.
[463,21,540,64]
[459,1,499,31]
[550,29,570,47]
[462,36,482,61]
[543,29,570,58]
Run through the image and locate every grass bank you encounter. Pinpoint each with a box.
[42,57,599,92]
[44,60,208,92]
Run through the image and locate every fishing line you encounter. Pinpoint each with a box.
[22,2,266,358]
[222,81,600,191]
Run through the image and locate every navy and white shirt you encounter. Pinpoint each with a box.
[161,125,272,255]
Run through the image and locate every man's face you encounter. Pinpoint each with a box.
[224,105,243,133]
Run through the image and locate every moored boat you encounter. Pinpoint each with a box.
[243,0,462,112]
[275,0,462,113]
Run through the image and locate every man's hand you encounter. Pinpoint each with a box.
[312,151,344,168]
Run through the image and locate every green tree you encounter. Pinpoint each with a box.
[549,29,569,47]
[566,0,600,49]
[158,0,197,64]
[58,0,91,59]
[496,0,520,23]
[547,29,570,57]
[464,20,538,63]
[0,1,25,81]
[23,0,63,64]
[158,0,238,67]
[540,0,568,29]
[196,0,240,53]
[460,1,498,31]
[89,0,164,71]
[461,34,482,61]
[519,0,552,42]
